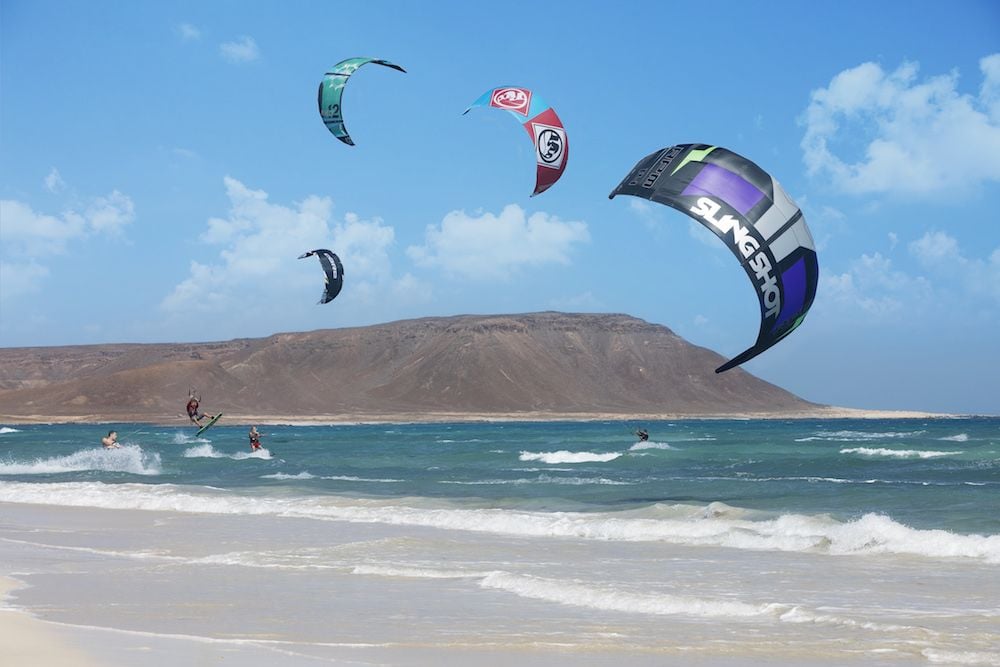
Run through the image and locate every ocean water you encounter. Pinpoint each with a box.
[1,418,998,665]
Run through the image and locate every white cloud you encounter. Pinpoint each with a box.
[161,177,403,317]
[177,23,201,41]
[909,231,1000,303]
[821,232,1000,328]
[391,273,433,303]
[822,252,932,318]
[0,185,134,303]
[0,260,49,301]
[220,36,259,63]
[0,190,133,257]
[44,168,65,193]
[85,190,134,235]
[627,198,658,223]
[0,199,86,256]
[406,204,589,280]
[802,53,1000,197]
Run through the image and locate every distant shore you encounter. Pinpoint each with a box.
[0,406,964,425]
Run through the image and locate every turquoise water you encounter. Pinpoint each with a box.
[1,418,998,542]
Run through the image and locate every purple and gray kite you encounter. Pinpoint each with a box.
[609,144,818,372]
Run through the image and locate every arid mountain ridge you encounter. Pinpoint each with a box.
[0,312,827,423]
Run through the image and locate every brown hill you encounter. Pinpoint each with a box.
[0,312,823,422]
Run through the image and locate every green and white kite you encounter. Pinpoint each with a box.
[318,57,406,146]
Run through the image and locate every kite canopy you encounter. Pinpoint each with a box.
[609,144,818,373]
[298,249,344,305]
[464,86,568,196]
[318,57,406,146]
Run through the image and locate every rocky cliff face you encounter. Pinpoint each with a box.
[0,312,819,420]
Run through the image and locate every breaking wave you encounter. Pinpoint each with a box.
[183,445,272,460]
[629,441,673,451]
[519,451,621,464]
[1,482,997,563]
[840,447,957,459]
[0,445,161,476]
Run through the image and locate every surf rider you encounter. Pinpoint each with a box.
[186,389,215,426]
[249,426,262,452]
[635,429,649,442]
[101,430,122,449]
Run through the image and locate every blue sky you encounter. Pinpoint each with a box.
[2,1,998,414]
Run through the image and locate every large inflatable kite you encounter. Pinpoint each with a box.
[318,57,406,146]
[610,144,818,372]
[298,249,344,305]
[464,87,568,196]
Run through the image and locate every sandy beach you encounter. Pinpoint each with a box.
[1,503,782,667]
[1,578,107,667]
[6,500,995,667]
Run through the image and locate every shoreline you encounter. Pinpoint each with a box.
[0,577,109,667]
[0,407,969,426]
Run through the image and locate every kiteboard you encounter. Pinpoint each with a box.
[195,413,223,437]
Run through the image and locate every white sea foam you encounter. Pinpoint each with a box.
[629,441,673,451]
[321,475,403,483]
[0,537,183,563]
[0,427,21,434]
[183,445,272,460]
[840,447,957,459]
[351,565,919,631]
[939,433,970,442]
[352,564,487,579]
[804,429,927,442]
[519,450,621,464]
[440,475,632,486]
[182,444,226,458]
[922,649,1000,665]
[1,481,998,563]
[0,445,161,476]
[262,472,316,480]
[480,572,779,618]
[172,433,209,445]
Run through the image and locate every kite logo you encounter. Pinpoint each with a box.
[491,88,532,116]
[640,145,685,188]
[689,197,781,319]
[533,124,566,169]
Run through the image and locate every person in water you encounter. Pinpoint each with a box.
[635,428,649,442]
[101,430,122,449]
[186,389,215,426]
[249,425,262,452]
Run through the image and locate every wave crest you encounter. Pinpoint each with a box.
[519,450,621,464]
[0,445,161,476]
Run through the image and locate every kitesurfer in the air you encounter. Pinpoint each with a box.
[101,430,122,449]
[249,425,262,452]
[635,429,649,442]
[186,389,215,426]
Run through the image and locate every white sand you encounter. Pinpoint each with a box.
[0,578,108,667]
[3,500,994,666]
